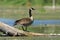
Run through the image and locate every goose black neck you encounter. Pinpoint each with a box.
[29,9,32,17]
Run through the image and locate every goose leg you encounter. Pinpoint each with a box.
[25,26,29,32]
[22,26,24,31]
[25,26,28,31]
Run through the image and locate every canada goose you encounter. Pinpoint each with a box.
[13,8,35,31]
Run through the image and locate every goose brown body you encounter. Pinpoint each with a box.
[14,18,33,26]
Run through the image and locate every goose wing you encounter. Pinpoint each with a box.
[16,18,32,25]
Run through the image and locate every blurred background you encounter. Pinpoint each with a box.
[0,0,60,40]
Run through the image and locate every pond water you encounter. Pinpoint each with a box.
[0,18,60,26]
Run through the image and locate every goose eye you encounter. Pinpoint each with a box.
[31,8,35,10]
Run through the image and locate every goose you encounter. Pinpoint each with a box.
[13,8,35,31]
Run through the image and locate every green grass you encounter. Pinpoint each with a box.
[0,6,60,20]
[14,25,60,34]
[0,0,52,6]
[0,36,60,40]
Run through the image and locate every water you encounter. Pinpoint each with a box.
[0,18,60,26]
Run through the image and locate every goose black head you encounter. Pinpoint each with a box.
[30,8,35,10]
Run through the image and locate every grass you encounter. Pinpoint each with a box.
[0,0,52,6]
[0,35,60,40]
[0,6,60,20]
[13,24,60,34]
